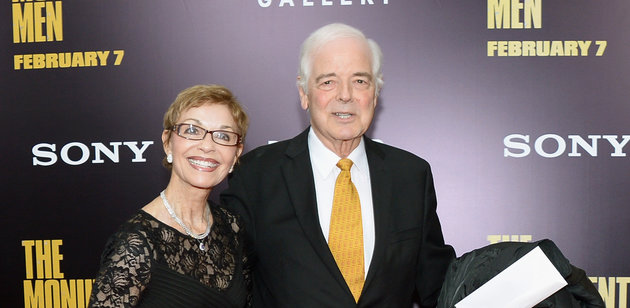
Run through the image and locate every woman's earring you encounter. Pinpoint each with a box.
[229,165,234,173]
[167,154,173,163]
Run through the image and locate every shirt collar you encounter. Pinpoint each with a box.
[308,127,369,180]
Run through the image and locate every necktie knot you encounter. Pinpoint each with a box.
[337,158,353,172]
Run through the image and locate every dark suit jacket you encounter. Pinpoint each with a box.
[221,128,455,308]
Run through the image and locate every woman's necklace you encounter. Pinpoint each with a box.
[160,190,211,251]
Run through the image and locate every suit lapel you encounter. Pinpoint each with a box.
[362,138,393,294]
[281,129,350,291]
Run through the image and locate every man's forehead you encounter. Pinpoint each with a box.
[311,43,372,69]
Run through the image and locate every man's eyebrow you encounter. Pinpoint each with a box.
[314,73,336,84]
[353,72,373,79]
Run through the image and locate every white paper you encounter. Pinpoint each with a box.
[455,246,568,308]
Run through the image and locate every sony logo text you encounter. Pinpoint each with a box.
[504,134,630,158]
[32,141,154,166]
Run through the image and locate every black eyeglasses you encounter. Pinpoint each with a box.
[172,123,242,146]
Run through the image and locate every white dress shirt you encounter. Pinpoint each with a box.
[308,128,375,276]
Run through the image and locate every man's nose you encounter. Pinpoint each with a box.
[337,82,352,102]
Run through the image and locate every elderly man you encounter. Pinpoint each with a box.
[222,23,455,307]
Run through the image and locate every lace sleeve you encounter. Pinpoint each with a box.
[241,225,253,308]
[89,230,152,307]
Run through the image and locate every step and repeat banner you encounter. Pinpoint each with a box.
[2,0,629,307]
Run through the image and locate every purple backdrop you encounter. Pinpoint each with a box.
[2,0,628,306]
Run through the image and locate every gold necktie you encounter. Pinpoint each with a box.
[328,158,364,302]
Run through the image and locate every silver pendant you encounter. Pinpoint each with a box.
[199,241,206,251]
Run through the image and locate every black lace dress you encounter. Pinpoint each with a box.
[89,204,250,308]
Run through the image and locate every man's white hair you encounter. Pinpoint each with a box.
[297,23,384,96]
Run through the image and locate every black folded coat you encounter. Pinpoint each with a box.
[437,239,604,308]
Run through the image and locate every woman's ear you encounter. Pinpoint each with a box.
[161,129,171,155]
[236,144,244,159]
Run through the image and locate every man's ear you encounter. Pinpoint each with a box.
[297,76,309,110]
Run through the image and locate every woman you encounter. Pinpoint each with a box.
[89,84,250,307]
